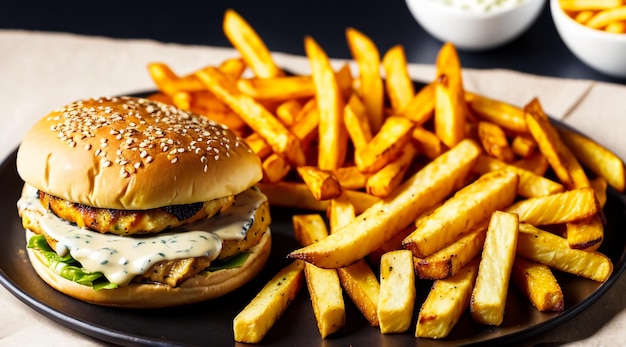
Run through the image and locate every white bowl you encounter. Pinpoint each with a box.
[405,0,546,51]
[551,0,626,79]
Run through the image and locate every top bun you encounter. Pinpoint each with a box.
[17,96,262,210]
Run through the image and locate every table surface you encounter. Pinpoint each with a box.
[1,0,624,85]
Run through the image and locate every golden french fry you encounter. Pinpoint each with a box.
[366,142,417,198]
[590,176,608,208]
[558,127,626,192]
[378,250,416,334]
[525,98,589,190]
[382,44,415,114]
[244,133,272,159]
[466,92,527,133]
[327,192,381,327]
[335,63,354,100]
[411,126,444,160]
[223,9,283,78]
[233,260,304,343]
[413,221,487,280]
[276,100,302,127]
[478,121,515,163]
[559,0,622,11]
[605,20,626,33]
[513,152,550,176]
[474,155,564,198]
[257,181,379,214]
[328,192,356,232]
[344,93,373,152]
[403,170,518,258]
[586,6,626,29]
[575,10,596,23]
[292,214,345,339]
[505,187,598,225]
[305,35,348,170]
[512,257,564,312]
[517,223,613,282]
[196,67,305,166]
[237,75,316,101]
[346,27,384,133]
[511,134,537,158]
[400,82,435,126]
[566,214,604,251]
[297,166,342,201]
[172,91,192,110]
[435,42,468,148]
[355,116,415,174]
[415,258,479,339]
[218,57,247,79]
[471,211,519,326]
[333,166,369,190]
[262,154,291,183]
[288,139,481,269]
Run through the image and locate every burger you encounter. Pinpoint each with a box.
[16,96,271,308]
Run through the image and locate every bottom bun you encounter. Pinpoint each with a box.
[27,228,272,308]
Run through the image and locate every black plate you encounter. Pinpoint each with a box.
[1,130,626,347]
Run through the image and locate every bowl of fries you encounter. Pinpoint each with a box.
[405,0,546,51]
[551,0,626,78]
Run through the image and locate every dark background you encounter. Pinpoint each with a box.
[1,0,624,84]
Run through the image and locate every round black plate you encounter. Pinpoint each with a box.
[1,142,626,346]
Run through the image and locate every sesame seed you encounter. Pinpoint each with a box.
[84,144,91,150]
[171,157,178,164]
[103,160,112,167]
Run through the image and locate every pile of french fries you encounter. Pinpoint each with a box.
[560,0,626,33]
[146,9,625,343]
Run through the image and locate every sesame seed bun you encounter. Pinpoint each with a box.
[16,96,262,210]
[25,228,272,308]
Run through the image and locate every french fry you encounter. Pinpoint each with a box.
[466,92,527,133]
[233,260,304,343]
[514,152,549,176]
[223,9,283,78]
[558,127,626,192]
[355,116,415,174]
[565,214,604,251]
[415,258,479,339]
[403,170,518,258]
[335,63,355,100]
[400,82,435,126]
[511,134,537,158]
[366,142,417,198]
[575,10,596,24]
[276,99,302,127]
[328,193,381,327]
[591,176,608,208]
[218,57,247,80]
[288,139,481,269]
[606,20,626,33]
[244,133,272,160]
[517,223,613,282]
[369,225,416,266]
[382,45,415,114]
[411,126,444,160]
[237,75,316,101]
[261,154,291,183]
[292,215,345,338]
[305,35,348,170]
[524,98,589,190]
[333,166,369,190]
[586,6,626,29]
[512,257,564,312]
[471,211,519,326]
[474,155,564,198]
[196,67,305,166]
[559,0,622,11]
[413,221,487,280]
[505,187,598,225]
[257,181,379,214]
[346,27,385,133]
[378,250,416,334]
[478,121,515,163]
[344,93,373,152]
[297,166,342,201]
[434,42,468,148]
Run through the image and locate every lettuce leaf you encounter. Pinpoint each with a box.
[27,235,117,290]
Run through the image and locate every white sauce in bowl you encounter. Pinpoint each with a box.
[429,0,527,12]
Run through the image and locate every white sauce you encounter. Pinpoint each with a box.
[17,185,267,286]
[429,0,526,12]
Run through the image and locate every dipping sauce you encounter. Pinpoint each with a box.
[429,0,527,12]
